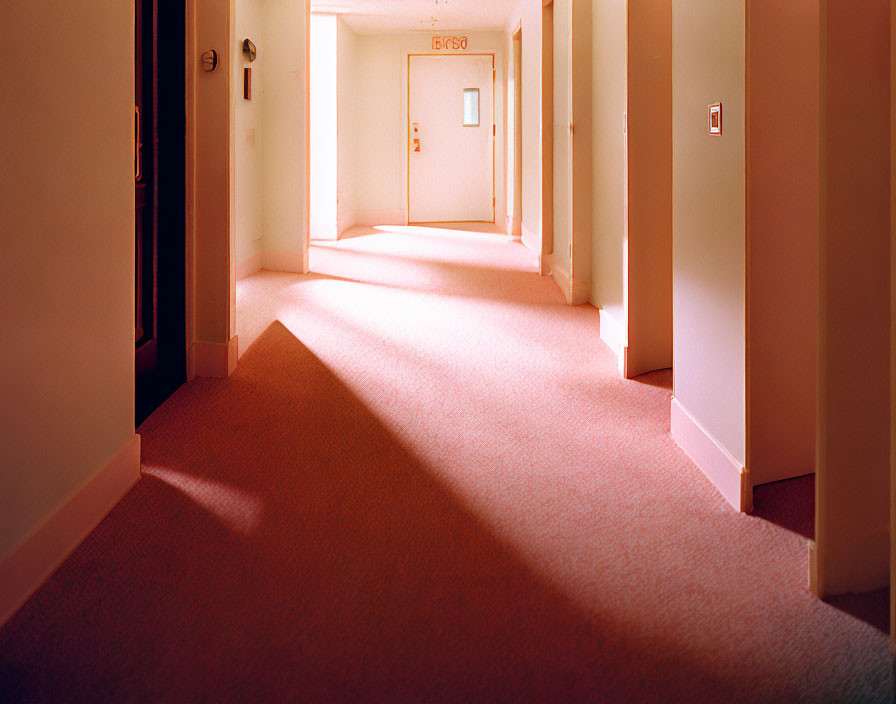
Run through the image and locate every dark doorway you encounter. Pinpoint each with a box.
[135,0,187,425]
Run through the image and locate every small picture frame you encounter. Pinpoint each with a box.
[708,103,722,136]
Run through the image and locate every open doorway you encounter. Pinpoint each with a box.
[135,0,186,425]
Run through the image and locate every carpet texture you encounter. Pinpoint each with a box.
[0,225,890,702]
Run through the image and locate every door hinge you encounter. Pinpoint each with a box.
[493,124,496,137]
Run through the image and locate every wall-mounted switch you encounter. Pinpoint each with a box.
[708,103,722,135]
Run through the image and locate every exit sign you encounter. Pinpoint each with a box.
[432,36,469,51]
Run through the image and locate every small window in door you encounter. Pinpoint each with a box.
[463,89,480,127]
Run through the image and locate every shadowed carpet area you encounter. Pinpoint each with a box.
[0,225,890,702]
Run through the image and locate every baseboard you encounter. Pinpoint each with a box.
[0,434,141,627]
[671,397,751,512]
[504,215,522,240]
[553,264,571,303]
[808,541,819,596]
[808,530,889,597]
[521,223,538,253]
[624,344,674,380]
[552,267,592,303]
[355,209,406,227]
[571,277,591,306]
[337,214,357,239]
[599,309,625,368]
[236,253,262,280]
[193,336,239,378]
[262,249,309,275]
[540,252,553,277]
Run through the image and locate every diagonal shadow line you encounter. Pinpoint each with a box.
[3,322,883,703]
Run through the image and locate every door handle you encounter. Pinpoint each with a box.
[135,106,142,181]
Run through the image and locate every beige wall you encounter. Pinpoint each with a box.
[235,0,265,269]
[262,0,309,270]
[746,1,819,486]
[508,0,549,264]
[337,18,360,235]
[569,0,592,305]
[814,0,891,596]
[590,0,626,334]
[0,2,135,558]
[352,32,505,228]
[590,0,670,375]
[195,0,236,344]
[552,0,572,284]
[625,0,673,377]
[672,0,746,466]
[310,13,338,240]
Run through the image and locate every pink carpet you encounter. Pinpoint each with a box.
[0,225,890,702]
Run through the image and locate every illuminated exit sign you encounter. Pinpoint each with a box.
[432,36,469,51]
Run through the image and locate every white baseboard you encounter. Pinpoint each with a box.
[0,435,141,627]
[262,249,309,275]
[193,336,239,378]
[553,264,571,302]
[808,530,889,597]
[599,309,625,363]
[236,253,262,280]
[671,397,751,512]
[355,209,406,227]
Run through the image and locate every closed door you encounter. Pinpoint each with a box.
[408,54,494,223]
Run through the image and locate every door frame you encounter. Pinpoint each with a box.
[511,28,523,239]
[136,0,188,425]
[405,52,497,226]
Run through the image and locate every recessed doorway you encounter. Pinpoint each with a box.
[407,54,495,224]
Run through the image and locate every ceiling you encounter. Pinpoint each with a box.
[310,0,519,35]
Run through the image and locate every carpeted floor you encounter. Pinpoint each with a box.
[0,225,890,702]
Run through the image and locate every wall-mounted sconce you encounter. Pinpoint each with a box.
[201,49,218,72]
[243,38,257,62]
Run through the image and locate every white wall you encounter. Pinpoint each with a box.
[310,14,338,240]
[262,0,309,272]
[0,2,135,557]
[235,0,265,272]
[337,18,360,235]
[552,0,572,286]
[672,1,747,468]
[590,0,626,334]
[352,32,505,228]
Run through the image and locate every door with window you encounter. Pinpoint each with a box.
[408,54,495,223]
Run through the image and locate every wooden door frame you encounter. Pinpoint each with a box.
[405,52,498,226]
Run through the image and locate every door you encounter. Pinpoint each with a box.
[135,0,186,425]
[408,54,494,223]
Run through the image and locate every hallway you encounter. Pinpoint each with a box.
[0,227,889,702]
